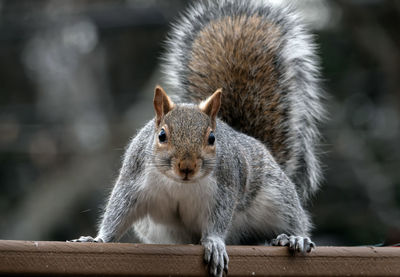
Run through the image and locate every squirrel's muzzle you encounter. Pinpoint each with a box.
[177,159,197,181]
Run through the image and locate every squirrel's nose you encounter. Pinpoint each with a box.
[180,167,194,175]
[178,160,196,179]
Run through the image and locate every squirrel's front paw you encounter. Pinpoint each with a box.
[68,236,104,243]
[202,236,229,277]
[271,233,315,253]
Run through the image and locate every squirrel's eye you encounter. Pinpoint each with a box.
[159,128,167,143]
[208,131,215,145]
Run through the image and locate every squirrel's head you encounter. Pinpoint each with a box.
[152,85,221,182]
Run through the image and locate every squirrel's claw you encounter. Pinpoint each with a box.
[68,235,104,243]
[202,236,228,277]
[271,233,315,253]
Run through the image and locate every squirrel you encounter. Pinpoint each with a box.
[71,1,324,276]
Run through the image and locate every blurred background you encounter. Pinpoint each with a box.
[0,0,399,246]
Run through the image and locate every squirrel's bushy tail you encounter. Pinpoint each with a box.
[161,0,324,203]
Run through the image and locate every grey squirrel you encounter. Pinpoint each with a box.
[72,0,324,276]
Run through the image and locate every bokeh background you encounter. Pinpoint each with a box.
[0,0,399,246]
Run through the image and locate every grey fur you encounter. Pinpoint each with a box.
[73,115,313,276]
[72,1,322,276]
[162,0,324,202]
[97,112,312,244]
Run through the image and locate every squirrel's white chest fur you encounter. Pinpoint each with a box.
[133,169,217,244]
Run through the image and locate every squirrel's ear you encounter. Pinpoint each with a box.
[199,88,222,127]
[154,85,175,126]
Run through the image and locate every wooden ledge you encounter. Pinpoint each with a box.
[0,240,399,276]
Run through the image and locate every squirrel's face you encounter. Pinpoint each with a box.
[152,86,221,182]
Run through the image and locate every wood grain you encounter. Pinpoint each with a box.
[0,240,399,276]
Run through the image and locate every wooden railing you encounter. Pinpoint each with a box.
[0,240,399,276]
